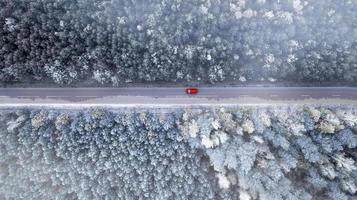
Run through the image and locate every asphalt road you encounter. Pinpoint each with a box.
[0,87,356,103]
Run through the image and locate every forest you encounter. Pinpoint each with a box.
[0,106,356,199]
[1,0,356,86]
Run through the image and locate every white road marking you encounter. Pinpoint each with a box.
[17,96,39,98]
[75,96,98,98]
[332,94,341,97]
[301,95,311,97]
[270,94,279,97]
[47,96,68,98]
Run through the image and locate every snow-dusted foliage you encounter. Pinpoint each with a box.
[1,0,356,86]
[0,106,357,200]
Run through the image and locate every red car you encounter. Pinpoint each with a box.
[185,87,199,94]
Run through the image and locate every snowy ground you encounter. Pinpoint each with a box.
[1,95,357,107]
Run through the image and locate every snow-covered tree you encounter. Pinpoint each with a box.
[1,105,357,199]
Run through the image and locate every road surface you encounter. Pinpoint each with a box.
[0,87,356,105]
